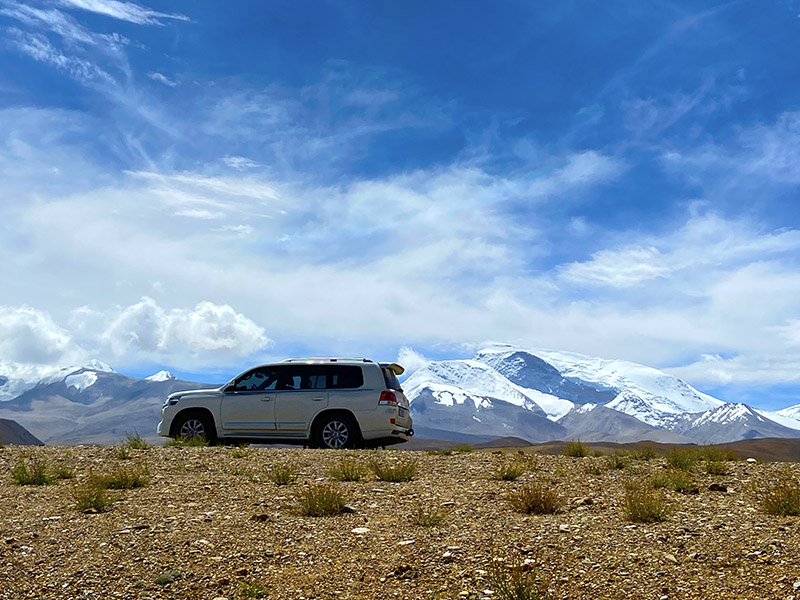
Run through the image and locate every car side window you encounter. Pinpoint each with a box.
[277,366,328,390]
[234,368,279,391]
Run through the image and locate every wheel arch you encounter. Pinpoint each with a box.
[310,409,363,443]
[169,407,217,438]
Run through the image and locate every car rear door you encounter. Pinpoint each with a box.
[274,365,328,431]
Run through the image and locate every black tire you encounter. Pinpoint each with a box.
[172,411,217,444]
[313,413,359,449]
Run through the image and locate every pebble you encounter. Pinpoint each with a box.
[746,457,757,464]
[351,527,370,534]
[559,524,570,532]
[398,540,415,546]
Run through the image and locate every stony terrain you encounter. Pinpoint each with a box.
[0,445,799,600]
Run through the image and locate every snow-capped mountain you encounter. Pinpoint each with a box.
[404,344,799,444]
[757,405,800,431]
[0,364,212,444]
[146,370,176,382]
[0,360,115,401]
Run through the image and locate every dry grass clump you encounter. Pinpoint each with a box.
[267,463,298,486]
[760,469,800,516]
[455,444,474,453]
[699,446,739,462]
[124,432,150,449]
[369,457,418,482]
[73,474,120,513]
[563,440,589,458]
[665,448,700,472]
[10,456,74,485]
[605,451,628,470]
[410,503,450,527]
[705,460,728,476]
[624,480,670,522]
[630,447,658,461]
[231,445,250,459]
[507,482,562,514]
[154,570,182,585]
[491,461,527,481]
[327,456,367,481]
[239,581,269,598]
[164,436,209,448]
[295,483,347,517]
[650,469,695,493]
[489,567,551,600]
[426,449,454,456]
[99,463,150,489]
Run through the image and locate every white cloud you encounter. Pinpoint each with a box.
[0,306,83,365]
[396,347,429,375]
[147,72,176,87]
[101,297,270,359]
[223,156,259,170]
[560,246,669,288]
[59,0,189,25]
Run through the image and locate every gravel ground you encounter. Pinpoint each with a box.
[0,445,798,600]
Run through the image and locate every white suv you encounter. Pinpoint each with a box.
[157,358,413,448]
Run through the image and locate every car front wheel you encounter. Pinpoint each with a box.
[173,411,217,444]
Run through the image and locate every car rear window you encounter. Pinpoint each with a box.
[382,367,401,391]
[327,365,364,389]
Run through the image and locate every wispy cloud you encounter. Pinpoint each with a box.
[147,71,176,87]
[59,0,188,25]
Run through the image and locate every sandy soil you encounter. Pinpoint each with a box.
[0,445,798,600]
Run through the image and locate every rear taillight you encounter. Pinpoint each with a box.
[378,390,397,405]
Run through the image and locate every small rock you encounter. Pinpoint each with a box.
[664,554,678,564]
[746,457,757,464]
[708,483,728,492]
[559,524,570,532]
[342,504,358,514]
[235,568,248,576]
[351,527,370,534]
[794,581,800,591]
[398,540,415,546]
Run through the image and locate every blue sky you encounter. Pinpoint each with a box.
[1,0,800,408]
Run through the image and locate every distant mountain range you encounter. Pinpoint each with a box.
[0,345,798,445]
[0,419,42,445]
[404,344,800,445]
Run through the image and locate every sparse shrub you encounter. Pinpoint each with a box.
[239,581,269,598]
[124,432,149,449]
[624,481,669,523]
[489,567,551,600]
[651,469,695,493]
[10,458,55,485]
[327,456,367,481]
[507,482,562,514]
[51,463,75,480]
[563,440,589,458]
[583,462,605,477]
[630,447,657,461]
[99,464,150,489]
[165,436,209,448]
[665,448,699,472]
[456,444,474,453]
[705,460,728,476]
[426,449,454,456]
[154,570,182,585]
[590,449,604,457]
[605,451,628,470]
[699,446,739,462]
[114,444,132,460]
[761,469,800,516]
[491,462,526,481]
[74,474,119,513]
[231,446,250,459]
[295,483,347,516]
[267,463,298,486]
[369,457,418,482]
[410,503,449,526]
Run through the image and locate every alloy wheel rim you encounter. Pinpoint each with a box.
[179,419,205,439]
[321,420,349,448]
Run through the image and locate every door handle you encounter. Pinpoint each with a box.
[312,397,325,401]
[260,397,273,402]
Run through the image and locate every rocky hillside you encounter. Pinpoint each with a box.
[0,445,799,599]
[0,419,42,445]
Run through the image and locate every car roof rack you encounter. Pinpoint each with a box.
[280,357,373,363]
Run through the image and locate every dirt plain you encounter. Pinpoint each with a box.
[0,445,799,600]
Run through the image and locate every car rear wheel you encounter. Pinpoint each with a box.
[173,411,217,444]
[314,413,359,449]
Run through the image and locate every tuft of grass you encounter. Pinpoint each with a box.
[630,447,658,461]
[154,570,182,586]
[455,444,474,453]
[165,436,209,448]
[266,463,298,486]
[239,581,269,598]
[99,463,150,489]
[699,445,739,462]
[624,481,670,523]
[705,460,728,476]
[410,503,449,527]
[426,449,454,456]
[51,463,75,480]
[563,440,589,458]
[295,483,347,517]
[491,462,526,481]
[124,432,150,449]
[650,469,695,493]
[369,457,418,482]
[489,567,551,600]
[665,448,700,472]
[760,469,800,516]
[327,456,367,482]
[114,444,132,460]
[74,474,119,513]
[605,451,628,470]
[507,482,562,514]
[231,445,250,459]
[10,458,55,486]
[583,462,605,477]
